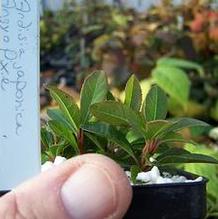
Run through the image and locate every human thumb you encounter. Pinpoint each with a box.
[0,154,132,219]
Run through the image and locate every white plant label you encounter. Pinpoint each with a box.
[0,0,40,190]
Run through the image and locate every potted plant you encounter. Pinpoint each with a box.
[41,71,218,219]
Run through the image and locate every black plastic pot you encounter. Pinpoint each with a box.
[0,191,9,197]
[0,190,9,197]
[125,171,207,219]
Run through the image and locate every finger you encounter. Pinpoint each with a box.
[0,154,132,219]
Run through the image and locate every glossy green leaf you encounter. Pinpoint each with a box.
[107,91,116,101]
[152,66,190,106]
[80,71,108,125]
[184,144,218,199]
[145,120,170,139]
[82,122,138,164]
[126,130,142,143]
[84,132,105,153]
[157,58,204,77]
[146,118,209,141]
[166,117,209,133]
[48,86,80,134]
[130,165,141,184]
[154,144,170,155]
[156,148,218,165]
[124,75,142,111]
[48,120,79,154]
[47,108,74,130]
[160,132,186,143]
[56,144,69,157]
[41,128,53,148]
[143,85,167,121]
[91,101,146,137]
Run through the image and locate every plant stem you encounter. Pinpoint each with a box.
[140,139,159,170]
[78,129,84,154]
[45,151,55,162]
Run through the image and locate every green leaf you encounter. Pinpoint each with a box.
[145,120,170,139]
[157,58,204,77]
[82,122,138,164]
[153,118,209,140]
[80,71,108,125]
[124,75,142,111]
[48,120,79,154]
[47,108,73,130]
[143,85,167,121]
[47,143,68,157]
[145,118,208,140]
[152,66,190,106]
[131,138,145,147]
[126,130,142,143]
[156,148,218,165]
[48,86,80,134]
[107,91,116,101]
[41,127,53,148]
[166,117,209,133]
[91,101,146,138]
[84,132,105,153]
[160,132,186,143]
[56,144,69,157]
[155,144,170,155]
[130,165,141,184]
[184,144,218,199]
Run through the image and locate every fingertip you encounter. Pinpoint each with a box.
[0,154,132,219]
[62,154,132,219]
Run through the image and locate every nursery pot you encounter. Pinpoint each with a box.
[0,191,9,197]
[124,171,207,219]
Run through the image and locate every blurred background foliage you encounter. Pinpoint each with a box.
[40,1,218,217]
[184,143,218,218]
[40,0,218,124]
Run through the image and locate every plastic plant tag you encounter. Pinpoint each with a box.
[0,0,40,190]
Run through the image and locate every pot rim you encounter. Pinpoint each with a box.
[131,170,208,188]
[0,190,10,196]
[131,177,207,188]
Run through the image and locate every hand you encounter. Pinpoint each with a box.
[0,154,132,219]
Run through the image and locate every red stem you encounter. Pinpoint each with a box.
[78,129,84,154]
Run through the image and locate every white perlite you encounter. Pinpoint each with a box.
[209,127,218,141]
[41,156,67,172]
[42,158,203,184]
[126,166,203,185]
